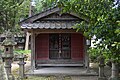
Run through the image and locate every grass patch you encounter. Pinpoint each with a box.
[24,76,57,80]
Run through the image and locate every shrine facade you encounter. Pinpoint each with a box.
[20,7,88,71]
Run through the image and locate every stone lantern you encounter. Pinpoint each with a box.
[17,53,26,79]
[109,60,120,80]
[97,54,107,80]
[2,31,16,80]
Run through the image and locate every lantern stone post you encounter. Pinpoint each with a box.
[1,31,16,80]
[97,55,107,80]
[17,54,26,80]
[109,60,120,80]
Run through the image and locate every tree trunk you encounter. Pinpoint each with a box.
[25,32,30,50]
[24,1,34,50]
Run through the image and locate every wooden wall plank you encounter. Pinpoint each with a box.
[71,34,84,60]
[35,34,49,60]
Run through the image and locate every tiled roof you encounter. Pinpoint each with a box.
[21,21,79,29]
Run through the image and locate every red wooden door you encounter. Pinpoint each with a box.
[71,33,84,60]
[35,34,49,60]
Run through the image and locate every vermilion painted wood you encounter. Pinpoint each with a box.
[35,33,84,61]
[71,34,84,60]
[35,34,49,60]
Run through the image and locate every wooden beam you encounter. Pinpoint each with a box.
[27,29,83,34]
[40,18,80,21]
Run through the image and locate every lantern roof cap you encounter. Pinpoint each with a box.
[2,31,17,46]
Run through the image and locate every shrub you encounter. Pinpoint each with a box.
[14,50,31,55]
[13,50,31,61]
[88,47,111,63]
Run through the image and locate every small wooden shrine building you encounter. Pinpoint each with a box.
[20,7,88,71]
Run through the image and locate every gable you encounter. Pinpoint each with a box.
[34,13,82,22]
[20,7,60,23]
[20,7,84,29]
[20,7,82,24]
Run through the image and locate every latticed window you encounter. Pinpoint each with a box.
[49,34,71,59]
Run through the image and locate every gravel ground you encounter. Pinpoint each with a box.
[23,75,98,80]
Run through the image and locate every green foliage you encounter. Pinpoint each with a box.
[34,0,57,13]
[58,0,120,61]
[34,0,70,13]
[0,49,3,54]
[34,0,43,13]
[14,50,31,55]
[88,48,100,62]
[0,0,30,33]
[88,47,111,62]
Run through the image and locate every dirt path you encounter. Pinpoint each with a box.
[12,61,31,72]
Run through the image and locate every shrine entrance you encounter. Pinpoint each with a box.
[49,34,71,59]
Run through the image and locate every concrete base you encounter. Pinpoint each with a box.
[97,77,107,80]
[26,67,98,76]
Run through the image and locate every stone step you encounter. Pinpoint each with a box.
[36,60,84,67]
[37,64,84,67]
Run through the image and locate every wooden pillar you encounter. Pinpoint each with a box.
[85,38,90,73]
[31,30,35,72]
[85,46,90,73]
[84,38,88,68]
